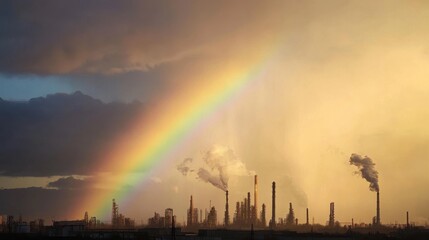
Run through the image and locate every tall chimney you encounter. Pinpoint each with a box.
[271,181,276,227]
[406,211,409,228]
[306,208,309,225]
[261,203,266,227]
[224,191,230,226]
[329,202,335,227]
[190,195,194,226]
[376,191,380,225]
[247,192,251,223]
[254,175,258,221]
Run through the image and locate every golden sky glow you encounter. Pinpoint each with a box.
[1,0,429,225]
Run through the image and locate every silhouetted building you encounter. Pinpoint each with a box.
[124,217,134,227]
[234,201,240,225]
[112,199,119,227]
[187,195,198,226]
[286,202,295,225]
[192,209,199,225]
[84,212,89,225]
[52,220,86,237]
[29,219,44,233]
[89,217,97,228]
[207,207,217,228]
[7,216,14,233]
[148,212,164,228]
[165,208,173,228]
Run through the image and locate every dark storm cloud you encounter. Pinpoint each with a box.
[47,176,94,190]
[0,0,289,102]
[0,0,277,75]
[0,91,142,176]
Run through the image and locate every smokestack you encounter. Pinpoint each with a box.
[247,192,251,223]
[406,211,409,228]
[254,175,258,221]
[189,195,194,226]
[271,181,276,227]
[306,208,309,225]
[261,203,266,227]
[329,202,335,227]
[224,191,230,226]
[376,191,380,225]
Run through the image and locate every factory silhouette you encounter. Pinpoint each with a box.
[1,174,427,240]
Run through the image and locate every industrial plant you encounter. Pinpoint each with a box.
[0,174,427,240]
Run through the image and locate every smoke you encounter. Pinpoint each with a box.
[177,145,255,191]
[177,158,193,176]
[349,153,379,192]
[279,176,308,207]
[197,168,227,191]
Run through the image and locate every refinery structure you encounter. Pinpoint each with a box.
[0,174,427,240]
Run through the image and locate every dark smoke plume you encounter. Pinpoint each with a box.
[349,153,379,192]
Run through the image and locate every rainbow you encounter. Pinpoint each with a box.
[80,49,277,220]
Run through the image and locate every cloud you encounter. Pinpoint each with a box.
[0,0,282,75]
[47,176,94,190]
[0,0,288,102]
[0,91,141,176]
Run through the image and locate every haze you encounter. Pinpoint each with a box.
[0,0,428,226]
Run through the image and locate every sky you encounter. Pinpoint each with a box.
[1,0,429,226]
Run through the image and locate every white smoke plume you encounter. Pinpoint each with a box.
[197,168,227,191]
[177,145,255,191]
[349,153,379,192]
